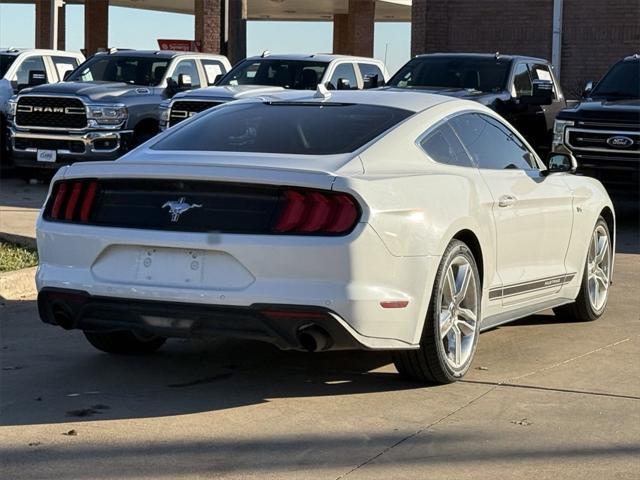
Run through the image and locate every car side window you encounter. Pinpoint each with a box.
[201,59,226,86]
[419,122,474,168]
[450,113,537,170]
[15,56,49,87]
[529,63,557,99]
[512,63,532,97]
[358,63,385,88]
[328,63,358,90]
[51,56,80,81]
[170,59,201,88]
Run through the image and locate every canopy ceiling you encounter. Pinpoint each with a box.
[2,0,412,21]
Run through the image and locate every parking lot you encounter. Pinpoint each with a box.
[0,178,638,479]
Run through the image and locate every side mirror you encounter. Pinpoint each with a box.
[27,70,47,88]
[212,73,223,85]
[363,74,379,89]
[165,77,178,96]
[178,73,192,89]
[544,152,577,175]
[63,70,73,81]
[582,80,594,98]
[520,79,554,105]
[337,78,351,90]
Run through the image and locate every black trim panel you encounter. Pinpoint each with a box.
[489,273,576,300]
[37,287,363,351]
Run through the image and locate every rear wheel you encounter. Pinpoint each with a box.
[393,240,481,384]
[84,330,166,355]
[554,217,612,321]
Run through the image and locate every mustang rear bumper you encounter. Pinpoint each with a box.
[38,288,363,351]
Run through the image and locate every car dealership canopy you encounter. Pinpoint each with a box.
[2,0,411,63]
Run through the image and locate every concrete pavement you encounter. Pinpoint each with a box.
[1,251,638,479]
[0,177,47,249]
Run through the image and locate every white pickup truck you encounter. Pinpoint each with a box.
[160,53,389,130]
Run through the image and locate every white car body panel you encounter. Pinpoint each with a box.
[35,90,615,351]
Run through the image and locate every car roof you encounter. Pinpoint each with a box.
[414,52,549,64]
[0,48,82,57]
[235,88,456,113]
[93,50,225,59]
[242,53,384,64]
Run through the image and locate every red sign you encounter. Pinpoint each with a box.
[157,39,202,52]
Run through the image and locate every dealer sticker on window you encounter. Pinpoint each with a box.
[37,150,57,163]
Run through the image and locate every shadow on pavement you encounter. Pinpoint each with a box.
[1,432,638,479]
[1,300,425,427]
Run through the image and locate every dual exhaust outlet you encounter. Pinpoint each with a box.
[47,295,334,352]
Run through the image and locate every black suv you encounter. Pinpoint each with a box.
[386,53,567,157]
[553,55,640,197]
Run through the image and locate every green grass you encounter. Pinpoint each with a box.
[0,241,39,272]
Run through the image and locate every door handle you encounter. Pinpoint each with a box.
[498,195,517,207]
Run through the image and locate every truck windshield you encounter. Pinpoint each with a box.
[591,60,640,100]
[152,102,413,155]
[0,54,17,78]
[217,59,330,90]
[388,56,511,93]
[66,55,170,86]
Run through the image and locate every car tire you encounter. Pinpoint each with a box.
[393,239,481,384]
[553,216,612,322]
[83,330,166,355]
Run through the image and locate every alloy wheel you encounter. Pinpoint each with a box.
[439,255,479,370]
[587,224,611,311]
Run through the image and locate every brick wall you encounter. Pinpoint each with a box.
[412,0,553,58]
[347,0,375,57]
[195,0,222,54]
[562,0,640,98]
[35,0,65,50]
[333,14,350,54]
[332,1,375,57]
[411,0,640,98]
[84,0,109,55]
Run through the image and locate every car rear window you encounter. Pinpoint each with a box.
[152,102,413,155]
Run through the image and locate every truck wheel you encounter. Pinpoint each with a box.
[393,240,481,384]
[84,330,166,355]
[554,217,612,322]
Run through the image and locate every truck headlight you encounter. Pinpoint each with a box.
[87,104,128,126]
[6,97,17,117]
[159,105,170,130]
[553,119,574,147]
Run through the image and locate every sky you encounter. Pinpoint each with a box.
[0,4,411,74]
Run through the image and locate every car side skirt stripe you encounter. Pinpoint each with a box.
[489,273,577,300]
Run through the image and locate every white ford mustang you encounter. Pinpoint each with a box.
[36,89,615,384]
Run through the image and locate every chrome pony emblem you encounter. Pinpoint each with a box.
[162,197,202,222]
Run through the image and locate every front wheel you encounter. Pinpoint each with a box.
[84,330,166,355]
[393,240,481,384]
[554,216,612,322]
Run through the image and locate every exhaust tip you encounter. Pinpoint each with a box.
[297,325,332,352]
[51,304,74,330]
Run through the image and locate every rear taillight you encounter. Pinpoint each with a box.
[46,179,99,223]
[271,188,360,235]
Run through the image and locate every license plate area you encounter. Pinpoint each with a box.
[137,247,204,286]
[91,245,255,290]
[37,149,57,163]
